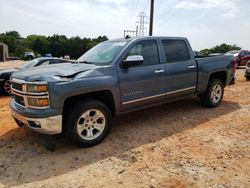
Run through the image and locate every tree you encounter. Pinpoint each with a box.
[200,43,241,55]
[0,31,21,55]
[0,31,109,59]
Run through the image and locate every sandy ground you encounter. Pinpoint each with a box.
[0,61,25,69]
[0,68,249,188]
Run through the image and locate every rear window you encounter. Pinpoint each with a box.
[162,40,190,63]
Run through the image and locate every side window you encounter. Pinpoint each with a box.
[240,51,245,56]
[162,40,190,63]
[127,40,159,66]
[39,60,50,66]
[49,60,60,64]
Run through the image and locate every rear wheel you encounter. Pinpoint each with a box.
[200,79,224,107]
[64,99,112,147]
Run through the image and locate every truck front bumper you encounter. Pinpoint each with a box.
[11,109,62,135]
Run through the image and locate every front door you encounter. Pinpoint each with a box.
[118,39,166,111]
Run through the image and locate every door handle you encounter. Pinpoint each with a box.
[188,65,196,69]
[154,69,165,74]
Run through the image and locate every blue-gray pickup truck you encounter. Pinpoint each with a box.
[10,36,235,148]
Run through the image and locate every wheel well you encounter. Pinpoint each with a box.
[63,90,116,116]
[209,71,227,86]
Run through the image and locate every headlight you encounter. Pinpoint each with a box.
[26,84,48,93]
[28,97,49,107]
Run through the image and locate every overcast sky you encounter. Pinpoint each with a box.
[0,0,249,50]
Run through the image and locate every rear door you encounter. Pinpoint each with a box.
[160,39,197,99]
[118,39,166,111]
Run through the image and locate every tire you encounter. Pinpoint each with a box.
[14,119,24,127]
[200,79,224,108]
[236,62,239,69]
[64,99,112,147]
[2,80,12,95]
[246,76,250,80]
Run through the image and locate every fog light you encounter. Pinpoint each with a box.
[28,120,41,128]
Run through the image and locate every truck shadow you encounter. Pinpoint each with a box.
[0,98,241,186]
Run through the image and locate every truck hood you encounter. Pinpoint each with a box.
[11,63,97,81]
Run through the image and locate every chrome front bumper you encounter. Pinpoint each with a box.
[11,110,62,135]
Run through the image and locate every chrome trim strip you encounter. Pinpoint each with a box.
[166,86,196,95]
[122,86,196,105]
[154,69,165,73]
[123,93,166,105]
[11,77,50,109]
[12,88,49,96]
[12,91,50,109]
[12,78,47,85]
[11,78,49,96]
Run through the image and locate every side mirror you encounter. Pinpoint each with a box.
[122,55,143,68]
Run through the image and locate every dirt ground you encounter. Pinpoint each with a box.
[0,67,249,188]
[0,61,24,69]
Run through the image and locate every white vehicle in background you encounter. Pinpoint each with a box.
[24,52,35,60]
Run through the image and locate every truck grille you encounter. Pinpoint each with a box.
[12,82,23,91]
[13,94,25,106]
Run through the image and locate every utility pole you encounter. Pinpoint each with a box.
[149,0,154,36]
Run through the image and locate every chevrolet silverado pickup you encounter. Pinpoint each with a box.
[10,37,235,148]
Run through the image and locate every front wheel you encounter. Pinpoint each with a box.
[2,80,12,95]
[200,79,224,108]
[64,100,112,147]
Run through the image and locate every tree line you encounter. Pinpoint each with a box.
[200,43,241,55]
[0,31,242,59]
[0,31,108,59]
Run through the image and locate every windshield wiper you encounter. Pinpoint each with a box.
[78,61,95,64]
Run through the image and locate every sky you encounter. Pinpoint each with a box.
[0,0,249,50]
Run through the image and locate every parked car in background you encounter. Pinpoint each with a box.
[24,52,35,60]
[9,36,235,149]
[45,53,52,57]
[225,50,250,68]
[0,57,74,95]
[209,53,224,57]
[245,60,250,80]
[7,56,21,61]
[193,51,203,57]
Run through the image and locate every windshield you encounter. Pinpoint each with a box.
[20,59,39,69]
[77,41,127,65]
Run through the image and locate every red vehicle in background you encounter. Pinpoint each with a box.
[225,50,250,68]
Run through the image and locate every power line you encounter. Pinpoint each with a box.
[155,0,165,9]
[165,0,192,21]
[142,0,150,12]
[155,0,191,28]
[128,0,139,30]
